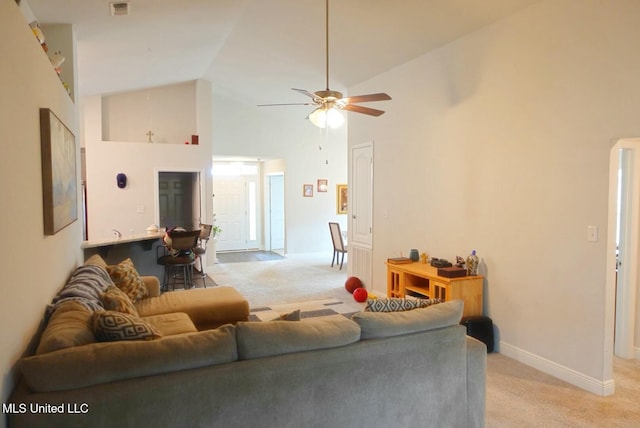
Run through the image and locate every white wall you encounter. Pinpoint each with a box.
[349,0,640,393]
[212,91,348,253]
[0,0,82,419]
[84,80,213,246]
[102,81,197,144]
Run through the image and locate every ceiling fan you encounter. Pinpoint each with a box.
[257,0,391,128]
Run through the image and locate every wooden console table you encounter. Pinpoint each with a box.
[386,262,483,317]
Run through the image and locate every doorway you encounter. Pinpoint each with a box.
[212,162,260,252]
[156,171,202,230]
[606,138,640,362]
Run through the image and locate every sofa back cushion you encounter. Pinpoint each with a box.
[36,301,95,355]
[236,316,361,360]
[20,325,238,392]
[352,299,464,339]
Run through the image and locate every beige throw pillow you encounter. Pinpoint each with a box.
[101,285,139,316]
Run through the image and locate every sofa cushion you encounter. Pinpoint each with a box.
[48,264,113,315]
[36,301,95,355]
[135,286,249,330]
[236,315,361,360]
[365,297,442,312]
[352,299,464,339]
[101,285,139,316]
[106,258,149,303]
[141,312,198,336]
[93,310,161,342]
[83,253,108,269]
[20,325,238,392]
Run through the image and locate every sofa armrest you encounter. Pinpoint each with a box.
[466,336,487,428]
[142,276,161,297]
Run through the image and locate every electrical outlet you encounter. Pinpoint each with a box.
[136,205,145,213]
[587,225,598,242]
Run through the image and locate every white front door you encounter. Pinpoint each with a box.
[213,176,248,251]
[213,170,260,252]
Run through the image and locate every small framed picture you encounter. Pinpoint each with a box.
[303,184,313,197]
[317,179,328,192]
[337,184,348,214]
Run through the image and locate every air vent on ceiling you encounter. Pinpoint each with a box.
[110,2,130,16]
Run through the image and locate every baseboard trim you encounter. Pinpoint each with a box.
[499,341,615,397]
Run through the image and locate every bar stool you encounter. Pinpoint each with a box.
[157,229,200,291]
[193,223,212,288]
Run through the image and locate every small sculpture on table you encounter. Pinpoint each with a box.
[420,253,428,264]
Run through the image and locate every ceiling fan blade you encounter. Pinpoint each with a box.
[342,104,386,117]
[343,93,392,104]
[292,88,320,100]
[257,102,315,107]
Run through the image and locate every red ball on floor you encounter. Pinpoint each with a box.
[353,287,368,302]
[345,276,363,294]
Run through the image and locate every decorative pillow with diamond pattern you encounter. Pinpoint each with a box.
[93,310,161,342]
[365,297,442,312]
[106,258,149,303]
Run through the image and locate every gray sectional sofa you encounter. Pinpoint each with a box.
[8,255,485,427]
[9,296,486,427]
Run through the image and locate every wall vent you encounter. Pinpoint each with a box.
[110,2,130,16]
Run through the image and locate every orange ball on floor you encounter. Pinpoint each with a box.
[345,276,363,294]
[353,287,368,302]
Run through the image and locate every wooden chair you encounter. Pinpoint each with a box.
[329,222,347,270]
[157,229,201,291]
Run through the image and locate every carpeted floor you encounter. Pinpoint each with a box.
[205,251,640,427]
[208,252,351,308]
[216,250,284,263]
[249,298,363,322]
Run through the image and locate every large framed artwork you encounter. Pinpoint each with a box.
[40,108,78,235]
[337,184,348,214]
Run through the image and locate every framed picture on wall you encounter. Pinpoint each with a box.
[337,184,348,214]
[317,179,328,192]
[40,108,78,235]
[303,184,313,197]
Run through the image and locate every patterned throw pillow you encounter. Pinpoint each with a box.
[106,258,149,303]
[93,311,161,342]
[101,285,139,316]
[365,297,442,312]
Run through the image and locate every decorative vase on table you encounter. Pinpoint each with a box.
[466,250,479,276]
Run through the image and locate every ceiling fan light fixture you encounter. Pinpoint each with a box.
[309,106,344,129]
[326,107,344,128]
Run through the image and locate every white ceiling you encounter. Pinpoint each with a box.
[27,0,540,106]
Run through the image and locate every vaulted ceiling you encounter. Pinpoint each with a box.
[28,0,539,106]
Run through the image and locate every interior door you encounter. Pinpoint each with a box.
[158,172,194,229]
[351,143,373,248]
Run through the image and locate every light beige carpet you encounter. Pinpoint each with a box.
[209,252,640,427]
[209,252,353,308]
